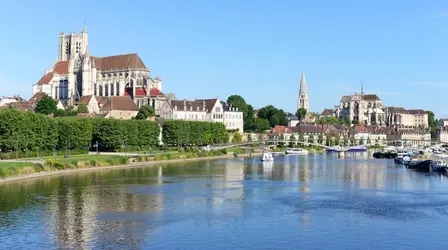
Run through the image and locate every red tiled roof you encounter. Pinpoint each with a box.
[29,92,48,103]
[102,96,138,111]
[150,88,164,96]
[77,95,105,105]
[53,61,68,74]
[124,87,164,97]
[36,72,54,85]
[7,101,34,111]
[92,54,147,71]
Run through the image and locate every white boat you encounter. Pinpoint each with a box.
[261,151,274,162]
[285,148,309,155]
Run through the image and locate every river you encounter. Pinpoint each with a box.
[1,153,448,249]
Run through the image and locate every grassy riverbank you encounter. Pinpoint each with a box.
[0,149,256,181]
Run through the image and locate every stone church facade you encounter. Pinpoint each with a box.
[32,26,166,113]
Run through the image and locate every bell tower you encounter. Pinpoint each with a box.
[297,72,309,111]
[58,25,88,61]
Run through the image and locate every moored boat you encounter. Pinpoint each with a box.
[405,159,432,172]
[373,151,397,159]
[285,148,309,155]
[261,151,274,162]
[346,146,367,152]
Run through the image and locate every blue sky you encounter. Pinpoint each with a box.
[0,0,447,117]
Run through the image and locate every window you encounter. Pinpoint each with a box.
[215,107,220,112]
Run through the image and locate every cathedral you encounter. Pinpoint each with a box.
[32,26,166,112]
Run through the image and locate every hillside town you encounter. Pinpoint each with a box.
[0,26,446,146]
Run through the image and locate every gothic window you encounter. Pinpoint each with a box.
[110,83,114,96]
[105,85,108,96]
[152,99,155,108]
[116,83,120,95]
[94,83,97,95]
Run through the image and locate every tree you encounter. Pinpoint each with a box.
[298,133,305,144]
[359,137,364,145]
[334,135,341,145]
[247,133,252,142]
[136,105,155,120]
[295,108,307,121]
[367,136,371,144]
[231,130,243,143]
[290,134,296,143]
[35,96,57,115]
[245,104,256,131]
[255,118,270,131]
[77,104,89,113]
[426,111,437,128]
[258,105,288,127]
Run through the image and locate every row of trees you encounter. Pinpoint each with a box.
[0,109,161,153]
[162,120,229,146]
[226,95,288,132]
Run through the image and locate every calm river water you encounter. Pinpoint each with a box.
[1,153,448,249]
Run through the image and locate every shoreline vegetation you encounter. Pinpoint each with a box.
[0,145,381,184]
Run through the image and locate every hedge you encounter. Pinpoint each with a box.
[0,109,161,154]
[162,120,228,146]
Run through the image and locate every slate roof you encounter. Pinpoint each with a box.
[362,94,380,101]
[29,92,48,103]
[102,96,138,111]
[77,95,104,105]
[171,100,206,111]
[92,53,147,71]
[321,109,334,116]
[195,98,218,112]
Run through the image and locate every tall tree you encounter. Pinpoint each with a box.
[295,108,307,121]
[35,96,57,115]
[258,105,287,127]
[136,105,155,120]
[426,111,437,128]
[255,118,270,131]
[245,104,255,131]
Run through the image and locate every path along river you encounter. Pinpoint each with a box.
[1,152,448,249]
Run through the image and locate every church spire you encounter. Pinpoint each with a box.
[297,72,309,111]
[361,80,364,96]
[82,20,87,33]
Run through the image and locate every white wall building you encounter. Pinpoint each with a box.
[159,98,244,132]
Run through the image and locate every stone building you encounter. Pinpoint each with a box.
[159,98,244,132]
[334,83,386,125]
[32,26,165,113]
[384,107,428,128]
[439,119,448,128]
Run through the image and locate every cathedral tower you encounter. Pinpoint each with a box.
[297,72,309,111]
[58,25,88,61]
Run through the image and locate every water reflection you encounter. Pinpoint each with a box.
[1,154,448,249]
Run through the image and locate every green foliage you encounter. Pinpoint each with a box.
[426,111,437,128]
[92,119,160,151]
[334,135,341,145]
[255,118,270,131]
[318,134,324,144]
[54,108,78,117]
[295,108,307,121]
[257,105,288,127]
[232,131,243,143]
[77,104,89,113]
[35,96,57,115]
[136,105,155,120]
[57,117,92,150]
[343,135,349,146]
[162,120,228,146]
[359,137,364,145]
[298,134,305,142]
[290,134,296,142]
